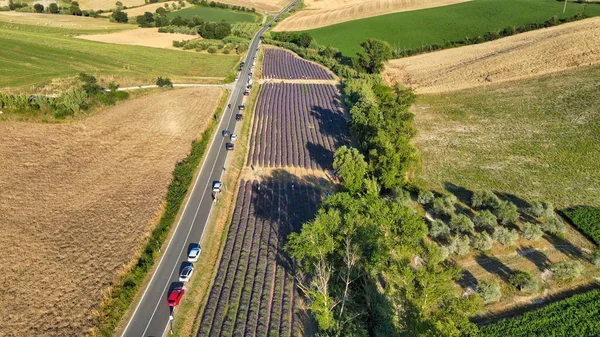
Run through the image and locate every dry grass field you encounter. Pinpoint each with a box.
[273,0,470,31]
[78,0,145,10]
[76,27,194,50]
[0,87,223,337]
[0,11,127,30]
[216,0,289,12]
[383,17,600,94]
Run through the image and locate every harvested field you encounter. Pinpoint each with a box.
[0,87,223,337]
[197,178,323,337]
[0,11,126,30]
[212,0,288,12]
[274,0,470,31]
[123,1,184,17]
[262,48,335,80]
[78,0,144,10]
[247,83,348,169]
[383,17,600,94]
[76,27,194,50]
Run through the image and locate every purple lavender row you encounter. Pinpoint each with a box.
[262,49,334,80]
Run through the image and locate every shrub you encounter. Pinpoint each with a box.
[417,190,434,205]
[472,232,494,251]
[432,195,455,216]
[429,219,450,241]
[478,279,501,304]
[471,190,499,208]
[592,250,600,269]
[510,270,539,293]
[33,3,43,12]
[156,76,173,88]
[112,10,128,23]
[207,46,218,54]
[522,222,544,241]
[448,234,470,256]
[48,2,59,13]
[494,201,519,225]
[493,227,519,246]
[450,214,474,234]
[473,210,497,232]
[394,188,411,206]
[528,200,554,218]
[541,216,566,235]
[551,261,583,282]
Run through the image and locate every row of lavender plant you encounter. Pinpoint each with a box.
[262,48,334,80]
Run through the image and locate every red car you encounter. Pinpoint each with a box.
[167,287,185,307]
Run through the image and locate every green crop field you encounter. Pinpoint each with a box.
[563,207,600,245]
[413,65,600,209]
[167,6,259,23]
[477,289,600,336]
[300,0,600,55]
[0,22,239,90]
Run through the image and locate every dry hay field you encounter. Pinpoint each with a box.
[0,87,222,337]
[124,1,187,17]
[215,0,289,12]
[0,11,126,30]
[78,0,145,10]
[273,0,470,31]
[383,17,600,94]
[76,27,194,50]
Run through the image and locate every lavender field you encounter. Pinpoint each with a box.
[197,178,322,337]
[262,49,335,80]
[248,83,348,169]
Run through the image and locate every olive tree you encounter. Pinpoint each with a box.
[473,210,497,232]
[528,200,554,218]
[448,235,470,256]
[551,261,583,282]
[493,227,519,246]
[541,216,567,235]
[471,190,499,209]
[429,219,451,241]
[510,270,539,293]
[450,214,474,234]
[477,279,501,304]
[472,232,494,251]
[522,222,544,241]
[494,200,519,225]
[432,194,456,216]
[417,190,434,205]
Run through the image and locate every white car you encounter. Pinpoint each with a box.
[230,134,237,141]
[212,181,223,193]
[188,246,201,262]
[179,265,194,282]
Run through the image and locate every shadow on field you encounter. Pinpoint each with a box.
[517,246,552,271]
[444,182,473,206]
[310,104,349,148]
[306,141,334,170]
[475,254,514,283]
[457,268,478,290]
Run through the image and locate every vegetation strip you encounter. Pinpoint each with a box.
[563,207,600,246]
[94,90,225,337]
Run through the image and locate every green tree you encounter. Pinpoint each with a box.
[473,210,497,232]
[33,3,44,12]
[449,234,470,256]
[450,214,474,234]
[478,279,501,304]
[471,190,500,209]
[528,200,554,218]
[472,232,494,251]
[429,219,450,241]
[156,76,173,87]
[70,3,82,15]
[417,190,434,205]
[522,222,544,241]
[48,2,59,13]
[354,39,392,74]
[494,200,519,225]
[432,195,456,216]
[333,147,368,194]
[112,10,128,23]
[295,32,313,48]
[541,216,566,235]
[510,270,539,293]
[551,261,583,282]
[493,227,519,246]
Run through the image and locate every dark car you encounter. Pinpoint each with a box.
[222,130,229,137]
[243,90,250,96]
[167,287,185,307]
[236,114,243,121]
[226,143,234,151]
[238,105,245,110]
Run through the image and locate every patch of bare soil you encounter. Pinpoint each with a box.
[0,11,125,30]
[0,87,222,337]
[383,17,600,94]
[273,0,470,31]
[76,27,194,50]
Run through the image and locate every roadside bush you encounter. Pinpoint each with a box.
[450,214,474,234]
[448,234,470,256]
[432,195,456,216]
[478,279,501,304]
[112,10,128,23]
[156,76,173,88]
[429,219,450,241]
[473,210,497,232]
[509,270,539,293]
[16,6,32,12]
[471,190,500,209]
[541,216,567,235]
[494,201,519,225]
[207,46,218,53]
[522,222,544,241]
[33,3,43,12]
[48,2,59,13]
[493,227,519,246]
[417,190,434,205]
[0,6,9,11]
[528,200,554,218]
[551,261,583,282]
[472,232,494,251]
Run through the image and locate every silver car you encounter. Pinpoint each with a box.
[179,265,194,282]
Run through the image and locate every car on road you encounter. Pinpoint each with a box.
[226,143,234,151]
[235,75,239,81]
[167,286,185,307]
[236,114,243,121]
[212,181,222,193]
[230,134,237,141]
[222,130,229,137]
[179,265,194,282]
[238,105,245,110]
[188,245,201,262]
[243,90,250,96]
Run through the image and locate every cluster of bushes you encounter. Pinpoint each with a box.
[188,0,256,13]
[158,24,197,34]
[138,12,232,39]
[1,0,101,17]
[172,38,246,54]
[231,22,260,39]
[0,73,127,119]
[563,206,600,245]
[392,13,589,58]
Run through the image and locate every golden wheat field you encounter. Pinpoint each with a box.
[0,87,222,336]
[78,0,145,10]
[76,27,195,50]
[0,11,127,30]
[273,0,470,31]
[383,17,600,94]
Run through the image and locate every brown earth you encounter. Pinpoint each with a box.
[273,0,470,31]
[78,0,145,10]
[0,11,126,30]
[76,27,195,50]
[383,17,600,94]
[0,87,223,337]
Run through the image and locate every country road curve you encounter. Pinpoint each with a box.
[119,2,299,337]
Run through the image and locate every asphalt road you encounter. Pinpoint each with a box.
[120,2,298,337]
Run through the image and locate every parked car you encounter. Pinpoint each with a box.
[243,90,250,96]
[226,143,234,151]
[222,130,229,137]
[187,245,201,262]
[236,114,244,121]
[230,134,237,141]
[238,105,245,110]
[212,181,223,193]
[179,265,194,282]
[167,287,185,307]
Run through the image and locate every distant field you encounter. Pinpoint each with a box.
[76,27,194,50]
[300,0,600,55]
[383,18,600,94]
[214,0,288,12]
[412,65,600,208]
[0,11,126,29]
[0,22,238,90]
[0,87,223,337]
[274,0,470,31]
[167,6,260,22]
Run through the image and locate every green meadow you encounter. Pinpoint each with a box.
[167,6,259,23]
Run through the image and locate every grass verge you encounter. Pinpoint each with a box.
[92,89,226,337]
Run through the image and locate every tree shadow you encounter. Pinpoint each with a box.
[494,191,531,210]
[517,246,552,271]
[543,233,584,260]
[443,182,473,206]
[457,268,478,290]
[306,141,334,170]
[475,254,514,283]
[310,104,350,149]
